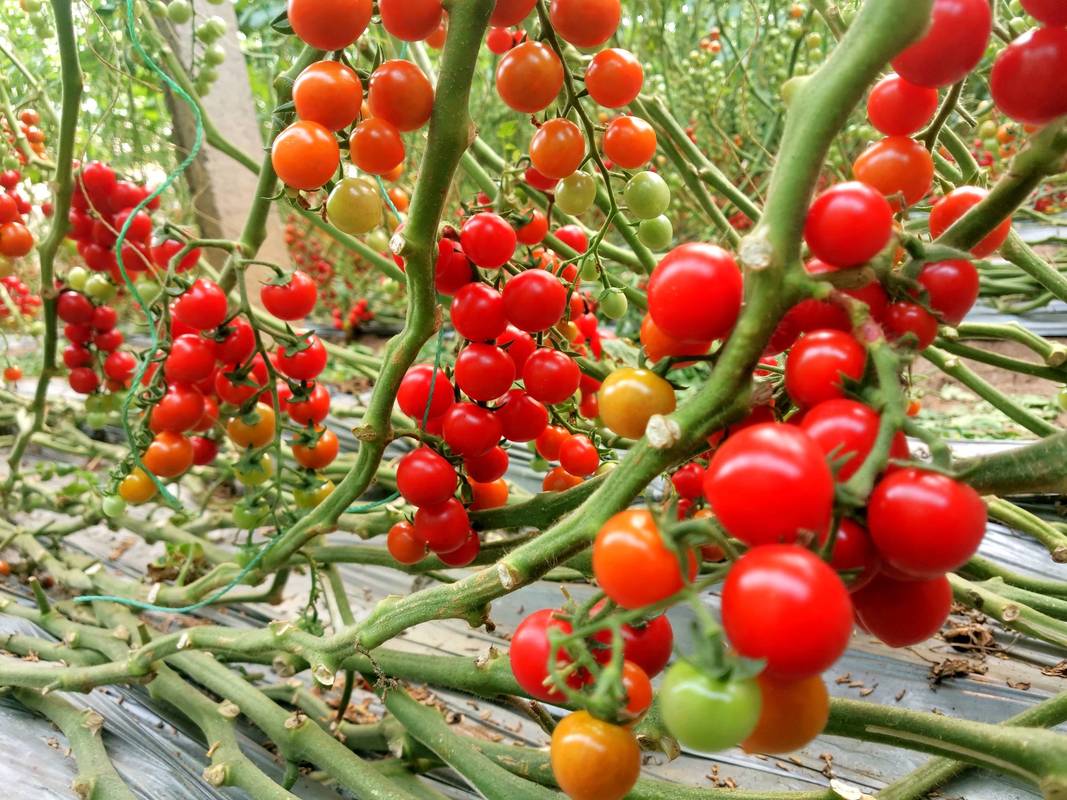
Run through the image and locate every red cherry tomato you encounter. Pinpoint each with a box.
[722,544,854,679]
[464,445,509,482]
[804,182,894,269]
[494,388,548,442]
[586,48,643,108]
[647,243,742,342]
[603,116,657,169]
[442,402,502,458]
[275,335,327,381]
[502,270,567,332]
[1020,0,1067,25]
[509,608,579,702]
[929,186,1011,258]
[396,446,458,507]
[378,0,442,41]
[368,59,435,131]
[917,259,978,326]
[868,468,986,579]
[883,301,938,349]
[522,348,580,405]
[261,271,317,321]
[866,74,939,136]
[451,282,507,342]
[852,572,952,647]
[548,0,620,49]
[413,497,470,554]
[496,41,563,114]
[387,521,426,565]
[460,212,517,269]
[455,343,515,402]
[286,0,371,50]
[398,364,455,423]
[173,278,227,331]
[292,60,363,132]
[990,27,1067,126]
[558,433,599,477]
[704,423,835,546]
[890,0,991,88]
[786,329,867,408]
[800,398,909,481]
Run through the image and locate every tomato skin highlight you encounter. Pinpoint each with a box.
[722,544,854,680]
[705,423,834,547]
[867,468,986,579]
[659,660,762,752]
[550,711,640,800]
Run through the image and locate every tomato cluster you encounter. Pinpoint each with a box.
[1,107,48,165]
[0,166,36,261]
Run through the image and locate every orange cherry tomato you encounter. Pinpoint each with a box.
[530,118,585,180]
[287,0,372,50]
[142,432,194,479]
[496,41,563,114]
[292,427,340,469]
[470,478,509,510]
[639,313,711,364]
[550,711,640,800]
[118,467,157,504]
[603,115,657,169]
[368,60,434,132]
[349,118,405,175]
[741,673,830,754]
[293,61,363,132]
[621,660,653,717]
[226,403,277,449]
[852,136,934,210]
[542,465,583,492]
[271,120,340,190]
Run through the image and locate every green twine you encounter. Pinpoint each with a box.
[113,0,205,510]
[376,174,403,221]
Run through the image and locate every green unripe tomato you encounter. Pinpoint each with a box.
[366,228,390,252]
[194,79,212,97]
[66,266,89,292]
[204,44,227,66]
[1057,387,1067,412]
[102,392,123,412]
[579,258,599,280]
[327,177,383,235]
[978,120,998,139]
[599,288,627,320]
[235,454,274,487]
[202,16,228,41]
[85,274,117,302]
[233,501,270,530]
[30,320,44,336]
[555,170,596,216]
[150,0,168,16]
[86,411,109,429]
[624,171,670,220]
[199,67,220,84]
[134,277,162,306]
[166,0,192,24]
[637,215,673,251]
[101,495,127,518]
[22,0,43,11]
[85,394,107,414]
[659,660,762,752]
[785,20,804,39]
[806,31,822,49]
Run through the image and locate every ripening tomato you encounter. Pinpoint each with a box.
[648,243,742,343]
[58,292,95,326]
[593,509,697,609]
[387,521,426,564]
[271,120,339,191]
[852,572,952,647]
[173,278,227,331]
[496,41,563,113]
[398,364,454,423]
[276,336,327,381]
[434,238,474,295]
[593,611,674,677]
[190,436,218,466]
[852,136,933,210]
[530,118,585,180]
[292,426,340,469]
[378,0,442,41]
[515,209,549,245]
[292,61,362,132]
[494,389,548,442]
[890,0,991,88]
[542,465,583,492]
[585,48,643,108]
[785,329,867,408]
[2,365,22,382]
[469,477,509,510]
[866,74,939,136]
[143,431,194,479]
[118,467,157,504]
[396,446,458,507]
[502,269,566,332]
[460,213,516,269]
[287,0,372,50]
[1021,0,1067,25]
[917,259,978,326]
[261,270,317,321]
[522,348,580,405]
[603,116,656,169]
[549,0,620,49]
[368,60,434,132]
[659,660,762,752]
[804,182,893,268]
[800,398,909,481]
[868,468,986,579]
[741,674,829,755]
[929,186,1011,257]
[723,544,853,679]
[227,403,276,449]
[413,497,470,554]
[705,423,834,546]
[551,712,639,800]
[0,222,33,257]
[598,367,676,440]
[455,343,515,401]
[883,301,938,349]
[640,314,712,363]
[349,118,405,176]
[63,345,92,369]
[990,27,1067,126]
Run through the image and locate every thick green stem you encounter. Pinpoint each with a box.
[958,432,1067,495]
